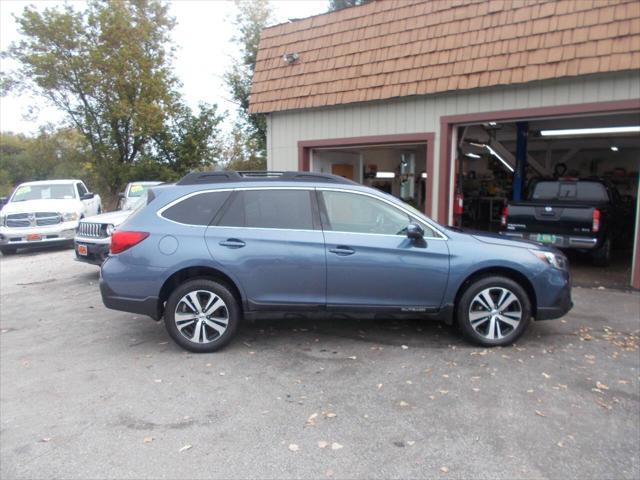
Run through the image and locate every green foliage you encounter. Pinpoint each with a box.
[328,0,371,11]
[153,102,225,176]
[0,128,95,196]
[220,124,266,172]
[225,0,272,158]
[3,0,179,200]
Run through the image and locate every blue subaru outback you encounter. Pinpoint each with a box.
[100,171,572,352]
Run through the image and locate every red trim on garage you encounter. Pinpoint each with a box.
[298,133,436,215]
[438,98,640,288]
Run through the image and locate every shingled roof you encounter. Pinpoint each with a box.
[248,0,640,114]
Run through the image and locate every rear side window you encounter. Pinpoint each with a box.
[217,189,314,230]
[161,191,231,225]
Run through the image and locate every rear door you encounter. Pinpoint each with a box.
[318,189,449,311]
[205,187,326,310]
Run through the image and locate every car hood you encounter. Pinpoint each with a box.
[469,230,545,250]
[81,209,131,225]
[1,198,80,215]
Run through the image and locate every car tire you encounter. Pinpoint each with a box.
[0,246,17,255]
[457,276,531,347]
[591,237,611,267]
[164,279,240,353]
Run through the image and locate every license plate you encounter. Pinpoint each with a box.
[26,234,42,241]
[536,234,557,244]
[77,244,88,256]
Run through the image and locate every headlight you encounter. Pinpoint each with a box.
[105,224,115,236]
[530,249,567,269]
[62,212,79,222]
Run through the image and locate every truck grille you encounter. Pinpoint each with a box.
[6,212,62,228]
[77,222,108,238]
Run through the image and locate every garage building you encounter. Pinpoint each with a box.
[249,0,640,288]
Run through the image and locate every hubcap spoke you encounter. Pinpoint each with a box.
[478,290,495,310]
[497,292,518,311]
[497,314,520,328]
[203,297,224,316]
[184,292,202,314]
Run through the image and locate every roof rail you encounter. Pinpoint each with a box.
[177,170,355,186]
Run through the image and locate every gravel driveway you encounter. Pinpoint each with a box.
[1,248,638,479]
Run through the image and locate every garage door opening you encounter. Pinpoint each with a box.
[452,111,639,289]
[311,143,428,211]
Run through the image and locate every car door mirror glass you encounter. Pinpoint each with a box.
[81,192,95,200]
[406,222,424,240]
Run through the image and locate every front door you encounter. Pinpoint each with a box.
[205,188,326,310]
[331,164,355,180]
[318,189,449,311]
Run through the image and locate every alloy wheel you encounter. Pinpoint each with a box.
[174,290,229,344]
[468,287,522,340]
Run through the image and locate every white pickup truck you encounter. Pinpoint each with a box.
[0,179,102,254]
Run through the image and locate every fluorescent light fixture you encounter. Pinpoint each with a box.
[486,145,515,173]
[468,141,487,148]
[421,172,427,179]
[540,126,640,136]
[375,171,395,179]
[610,146,619,152]
[488,122,498,127]
[465,152,481,159]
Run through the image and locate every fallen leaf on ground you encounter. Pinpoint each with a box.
[143,437,153,444]
[39,437,51,443]
[440,466,449,473]
[407,440,415,446]
[401,345,409,350]
[288,443,299,452]
[331,442,343,450]
[154,379,162,383]
[325,412,337,418]
[535,410,546,417]
[377,383,383,390]
[219,372,226,376]
[158,341,168,345]
[398,401,410,407]
[347,356,357,360]
[305,413,318,426]
[595,398,612,410]
[596,381,609,390]
[317,441,329,449]
[179,445,192,452]
[542,372,551,378]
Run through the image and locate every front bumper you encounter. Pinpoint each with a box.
[534,267,573,321]
[0,222,78,247]
[74,235,110,265]
[501,231,599,250]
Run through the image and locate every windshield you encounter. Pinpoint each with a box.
[127,194,148,211]
[127,183,154,198]
[11,184,76,202]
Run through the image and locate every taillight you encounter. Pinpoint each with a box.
[592,208,600,233]
[501,206,508,227]
[110,230,149,254]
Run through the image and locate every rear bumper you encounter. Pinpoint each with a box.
[99,277,161,320]
[501,231,599,250]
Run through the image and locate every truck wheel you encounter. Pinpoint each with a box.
[164,279,240,353]
[0,246,17,255]
[591,237,611,267]
[457,276,531,347]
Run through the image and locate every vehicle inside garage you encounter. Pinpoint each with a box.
[454,112,639,288]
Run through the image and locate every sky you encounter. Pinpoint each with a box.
[0,0,329,135]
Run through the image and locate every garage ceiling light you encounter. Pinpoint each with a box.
[610,146,619,152]
[465,152,481,158]
[375,171,395,179]
[539,126,640,136]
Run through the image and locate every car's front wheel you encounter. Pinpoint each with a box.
[457,276,531,347]
[164,279,240,353]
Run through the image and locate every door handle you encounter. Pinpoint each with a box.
[219,238,246,248]
[329,245,355,256]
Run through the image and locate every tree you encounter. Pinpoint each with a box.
[224,0,272,165]
[153,102,225,176]
[328,0,371,12]
[2,0,179,206]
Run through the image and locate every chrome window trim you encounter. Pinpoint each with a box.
[318,187,448,240]
[157,185,447,239]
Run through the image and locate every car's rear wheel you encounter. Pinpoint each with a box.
[457,276,531,347]
[164,279,240,353]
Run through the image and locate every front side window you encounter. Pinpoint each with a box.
[161,191,231,226]
[217,189,314,230]
[321,190,431,236]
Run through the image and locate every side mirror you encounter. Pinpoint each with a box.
[81,192,95,200]
[0,197,7,206]
[406,222,424,240]
[118,192,125,199]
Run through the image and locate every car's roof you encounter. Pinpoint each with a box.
[128,181,163,185]
[19,179,80,186]
[177,170,356,187]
